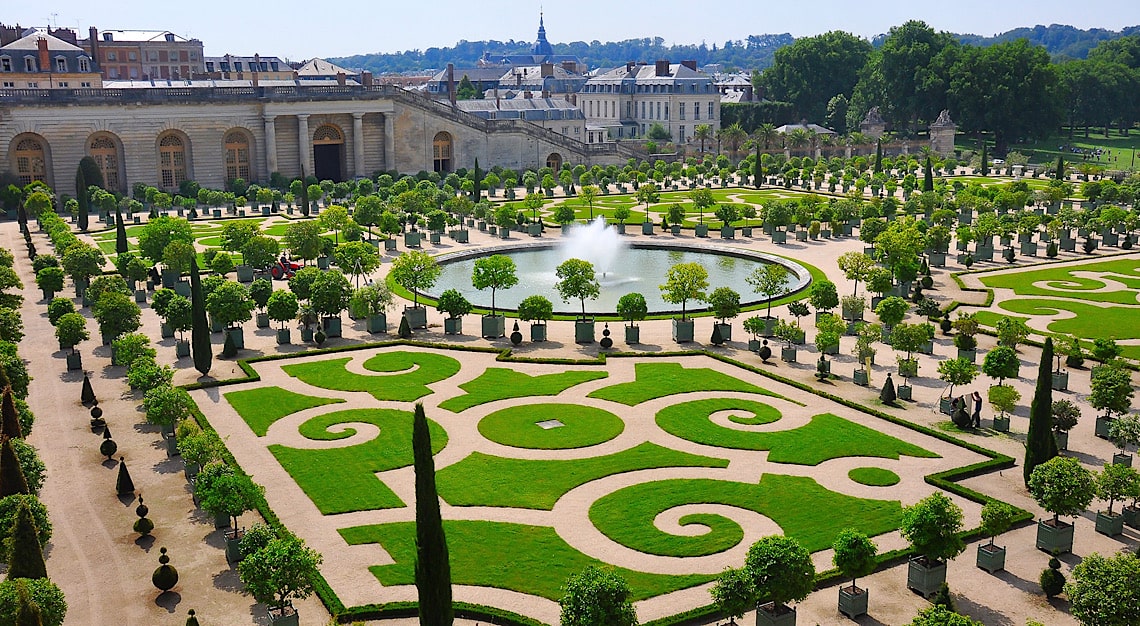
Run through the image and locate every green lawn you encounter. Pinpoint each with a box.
[477,404,624,449]
[1001,131,1140,167]
[439,368,608,413]
[849,467,901,486]
[655,406,937,465]
[436,442,728,510]
[339,520,713,602]
[589,474,903,557]
[587,362,780,406]
[223,386,344,436]
[995,299,1140,341]
[980,259,1140,305]
[281,351,462,401]
[268,408,447,514]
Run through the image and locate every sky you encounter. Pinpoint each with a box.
[7,0,1140,61]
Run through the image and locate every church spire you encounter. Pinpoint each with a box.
[533,10,553,57]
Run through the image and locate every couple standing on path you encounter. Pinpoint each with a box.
[952,392,984,428]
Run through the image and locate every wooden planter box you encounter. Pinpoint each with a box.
[907,557,947,598]
[713,322,732,341]
[898,384,913,401]
[755,603,796,626]
[1096,511,1124,537]
[225,529,245,563]
[694,224,709,238]
[481,315,505,339]
[1113,453,1133,467]
[720,226,735,239]
[444,317,463,335]
[838,586,868,619]
[316,255,330,269]
[66,352,82,371]
[528,223,543,237]
[853,369,869,386]
[781,347,797,363]
[1036,519,1074,554]
[897,359,918,378]
[256,312,270,328]
[1096,416,1115,438]
[176,340,191,358]
[367,314,387,334]
[574,319,595,344]
[993,415,1010,432]
[1054,430,1069,450]
[772,230,787,244]
[267,606,299,626]
[404,232,422,248]
[453,229,469,243]
[672,318,695,343]
[525,323,544,342]
[1051,371,1068,391]
[976,543,1006,573]
[236,265,255,282]
[404,306,428,329]
[1123,505,1140,529]
[384,239,397,251]
[224,327,245,350]
[624,325,639,344]
[276,328,291,345]
[939,396,954,415]
[642,222,654,235]
[671,225,681,235]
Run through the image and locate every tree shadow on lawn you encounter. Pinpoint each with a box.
[1062,448,1108,466]
[152,455,183,475]
[198,525,228,550]
[953,593,1015,626]
[155,590,181,613]
[135,534,156,552]
[993,568,1046,596]
[212,566,244,592]
[248,602,273,626]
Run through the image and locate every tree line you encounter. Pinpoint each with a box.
[754,22,1140,155]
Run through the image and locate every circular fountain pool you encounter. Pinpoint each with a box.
[428,223,811,316]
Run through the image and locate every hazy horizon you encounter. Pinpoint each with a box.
[6,0,1140,62]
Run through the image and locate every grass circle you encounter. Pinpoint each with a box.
[478,404,624,449]
[848,467,900,486]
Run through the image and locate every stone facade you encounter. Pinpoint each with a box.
[929,110,957,157]
[580,60,720,143]
[1,84,626,192]
[859,106,886,140]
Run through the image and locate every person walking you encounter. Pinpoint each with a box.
[971,391,983,428]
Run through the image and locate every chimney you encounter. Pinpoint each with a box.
[515,72,522,88]
[37,38,49,73]
[540,62,554,77]
[336,71,346,87]
[252,72,259,88]
[680,60,696,71]
[447,63,456,106]
[625,61,635,73]
[524,90,532,99]
[292,70,299,83]
[561,60,575,73]
[88,27,99,62]
[744,84,753,102]
[361,71,373,87]
[655,60,670,77]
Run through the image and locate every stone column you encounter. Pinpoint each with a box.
[383,114,394,173]
[263,115,278,175]
[297,114,312,177]
[352,112,366,178]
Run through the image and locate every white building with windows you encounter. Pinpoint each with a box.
[0,28,101,90]
[578,60,719,143]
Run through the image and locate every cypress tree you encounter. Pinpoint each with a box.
[1024,337,1059,486]
[874,139,882,174]
[1,388,22,439]
[14,579,45,626]
[6,499,48,580]
[300,170,310,217]
[472,158,481,201]
[923,156,934,192]
[190,259,212,377]
[78,155,104,190]
[0,436,30,497]
[116,456,135,496]
[753,143,762,189]
[979,141,988,176]
[115,210,128,254]
[412,403,452,626]
[75,166,89,232]
[1054,156,1064,181]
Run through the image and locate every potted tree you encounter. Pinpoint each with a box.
[951,312,980,362]
[747,263,789,337]
[1089,363,1132,439]
[1051,399,1080,451]
[388,250,440,329]
[832,528,877,619]
[976,501,1017,573]
[517,294,553,342]
[873,295,908,343]
[612,206,631,234]
[666,203,686,235]
[62,243,105,301]
[901,492,965,598]
[238,532,323,626]
[937,358,978,415]
[267,290,299,344]
[808,279,839,323]
[890,323,926,400]
[198,465,265,562]
[852,322,880,385]
[743,316,766,353]
[55,312,88,371]
[348,283,392,334]
[205,281,254,350]
[709,568,751,626]
[987,385,1020,433]
[555,258,601,343]
[310,270,352,339]
[773,319,800,363]
[472,254,518,339]
[707,287,741,341]
[93,291,142,346]
[814,312,844,361]
[249,278,273,329]
[35,265,64,301]
[165,295,193,357]
[1107,412,1140,466]
[1094,463,1138,537]
[1028,456,1095,554]
[616,293,647,345]
[436,289,471,335]
[660,262,708,343]
[143,384,194,455]
[637,183,659,235]
[744,535,815,626]
[715,203,739,239]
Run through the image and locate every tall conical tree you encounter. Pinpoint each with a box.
[412,403,452,626]
[299,169,310,217]
[1054,156,1065,181]
[6,498,48,580]
[472,158,481,201]
[0,436,30,497]
[874,139,883,174]
[1024,337,1059,486]
[75,166,89,232]
[1,387,23,439]
[190,259,212,377]
[923,156,934,193]
[115,210,128,254]
[979,141,988,176]
[116,456,135,496]
[753,142,762,189]
[14,579,45,626]
[80,374,96,405]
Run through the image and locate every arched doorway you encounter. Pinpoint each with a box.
[88,134,123,191]
[432,132,452,173]
[12,135,48,186]
[158,133,189,191]
[224,131,253,184]
[546,152,563,173]
[312,124,345,182]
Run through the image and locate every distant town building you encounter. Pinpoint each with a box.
[458,96,585,142]
[580,60,720,142]
[714,73,758,103]
[293,58,360,82]
[487,63,586,99]
[478,13,586,73]
[79,28,203,80]
[775,122,837,136]
[204,54,292,80]
[0,28,101,90]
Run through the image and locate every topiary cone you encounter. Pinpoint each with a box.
[152,547,179,592]
[398,314,412,338]
[1,388,23,439]
[116,457,135,496]
[7,497,48,580]
[880,372,897,404]
[0,435,30,497]
[80,374,96,405]
[185,609,200,626]
[221,331,236,358]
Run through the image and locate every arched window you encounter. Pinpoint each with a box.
[432,132,452,173]
[158,134,187,190]
[89,135,121,191]
[313,124,343,144]
[546,153,563,173]
[224,131,251,183]
[14,137,46,186]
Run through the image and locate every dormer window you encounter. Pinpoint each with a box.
[56,57,68,72]
[0,57,10,72]
[78,57,90,72]
[24,57,36,72]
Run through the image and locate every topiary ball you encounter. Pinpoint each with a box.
[1040,562,1065,598]
[134,516,154,536]
[152,547,179,591]
[99,437,118,459]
